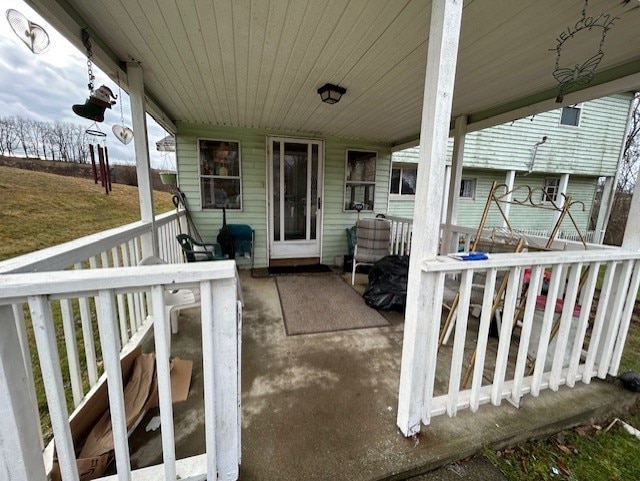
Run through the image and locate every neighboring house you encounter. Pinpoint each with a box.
[389,94,633,239]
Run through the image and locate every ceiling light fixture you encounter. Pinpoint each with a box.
[317,83,346,104]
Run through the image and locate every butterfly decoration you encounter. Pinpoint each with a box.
[553,52,603,103]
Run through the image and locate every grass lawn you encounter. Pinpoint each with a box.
[0,166,175,261]
[486,296,640,479]
[1,165,176,440]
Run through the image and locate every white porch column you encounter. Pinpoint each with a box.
[622,182,640,250]
[0,306,47,481]
[127,61,158,258]
[442,115,467,253]
[397,0,464,437]
[441,165,451,224]
[553,173,570,227]
[502,170,516,228]
[594,176,614,244]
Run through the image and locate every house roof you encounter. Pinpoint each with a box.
[28,0,640,144]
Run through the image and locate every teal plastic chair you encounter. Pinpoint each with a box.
[176,234,225,262]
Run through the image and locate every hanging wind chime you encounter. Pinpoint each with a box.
[112,72,134,145]
[551,0,617,103]
[72,29,114,195]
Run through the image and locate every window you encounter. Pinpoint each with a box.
[199,139,242,210]
[390,164,417,196]
[344,149,377,211]
[459,178,477,199]
[542,177,560,203]
[560,105,581,126]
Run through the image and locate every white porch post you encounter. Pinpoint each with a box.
[127,61,158,258]
[553,173,570,226]
[442,115,467,253]
[0,306,47,481]
[622,182,640,250]
[397,0,464,437]
[502,170,516,228]
[594,177,614,244]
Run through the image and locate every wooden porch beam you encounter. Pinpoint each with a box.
[397,0,464,437]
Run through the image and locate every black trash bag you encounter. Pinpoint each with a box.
[363,255,409,312]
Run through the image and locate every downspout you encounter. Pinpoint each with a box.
[526,136,548,174]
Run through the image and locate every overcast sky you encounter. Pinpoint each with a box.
[0,0,175,169]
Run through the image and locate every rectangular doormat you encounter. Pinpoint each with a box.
[276,274,390,335]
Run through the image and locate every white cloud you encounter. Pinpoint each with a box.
[0,0,175,169]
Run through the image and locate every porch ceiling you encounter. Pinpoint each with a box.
[28,0,640,142]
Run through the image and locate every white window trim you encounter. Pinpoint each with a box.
[344,149,378,212]
[559,103,583,128]
[459,177,477,200]
[542,177,561,203]
[197,137,243,211]
[389,163,417,200]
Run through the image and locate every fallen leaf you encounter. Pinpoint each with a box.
[557,459,570,476]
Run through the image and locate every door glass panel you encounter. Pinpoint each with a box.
[273,141,281,241]
[310,144,318,240]
[284,142,308,241]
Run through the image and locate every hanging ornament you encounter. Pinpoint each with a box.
[5,9,50,54]
[112,72,134,144]
[72,29,116,122]
[551,0,618,103]
[85,124,112,195]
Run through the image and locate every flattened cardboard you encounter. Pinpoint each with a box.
[50,349,192,481]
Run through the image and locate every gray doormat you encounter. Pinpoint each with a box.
[276,274,390,335]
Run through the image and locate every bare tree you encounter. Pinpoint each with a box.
[0,117,18,155]
[617,92,640,194]
[12,116,32,158]
[603,93,640,245]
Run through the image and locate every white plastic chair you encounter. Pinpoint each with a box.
[138,256,200,350]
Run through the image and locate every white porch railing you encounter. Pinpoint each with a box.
[0,210,242,480]
[0,210,186,408]
[442,224,610,254]
[399,248,640,432]
[386,215,413,255]
[0,262,241,481]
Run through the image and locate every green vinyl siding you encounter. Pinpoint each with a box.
[387,199,415,218]
[392,94,631,176]
[175,122,390,268]
[462,94,631,175]
[388,94,630,233]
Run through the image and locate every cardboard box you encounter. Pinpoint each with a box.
[50,348,192,481]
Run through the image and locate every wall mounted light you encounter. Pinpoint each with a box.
[317,83,346,104]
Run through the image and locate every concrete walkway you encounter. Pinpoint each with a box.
[238,272,637,480]
[127,271,638,480]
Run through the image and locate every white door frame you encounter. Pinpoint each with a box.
[267,136,324,260]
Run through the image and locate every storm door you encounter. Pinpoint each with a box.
[268,137,323,260]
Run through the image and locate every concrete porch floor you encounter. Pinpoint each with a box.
[127,270,638,480]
